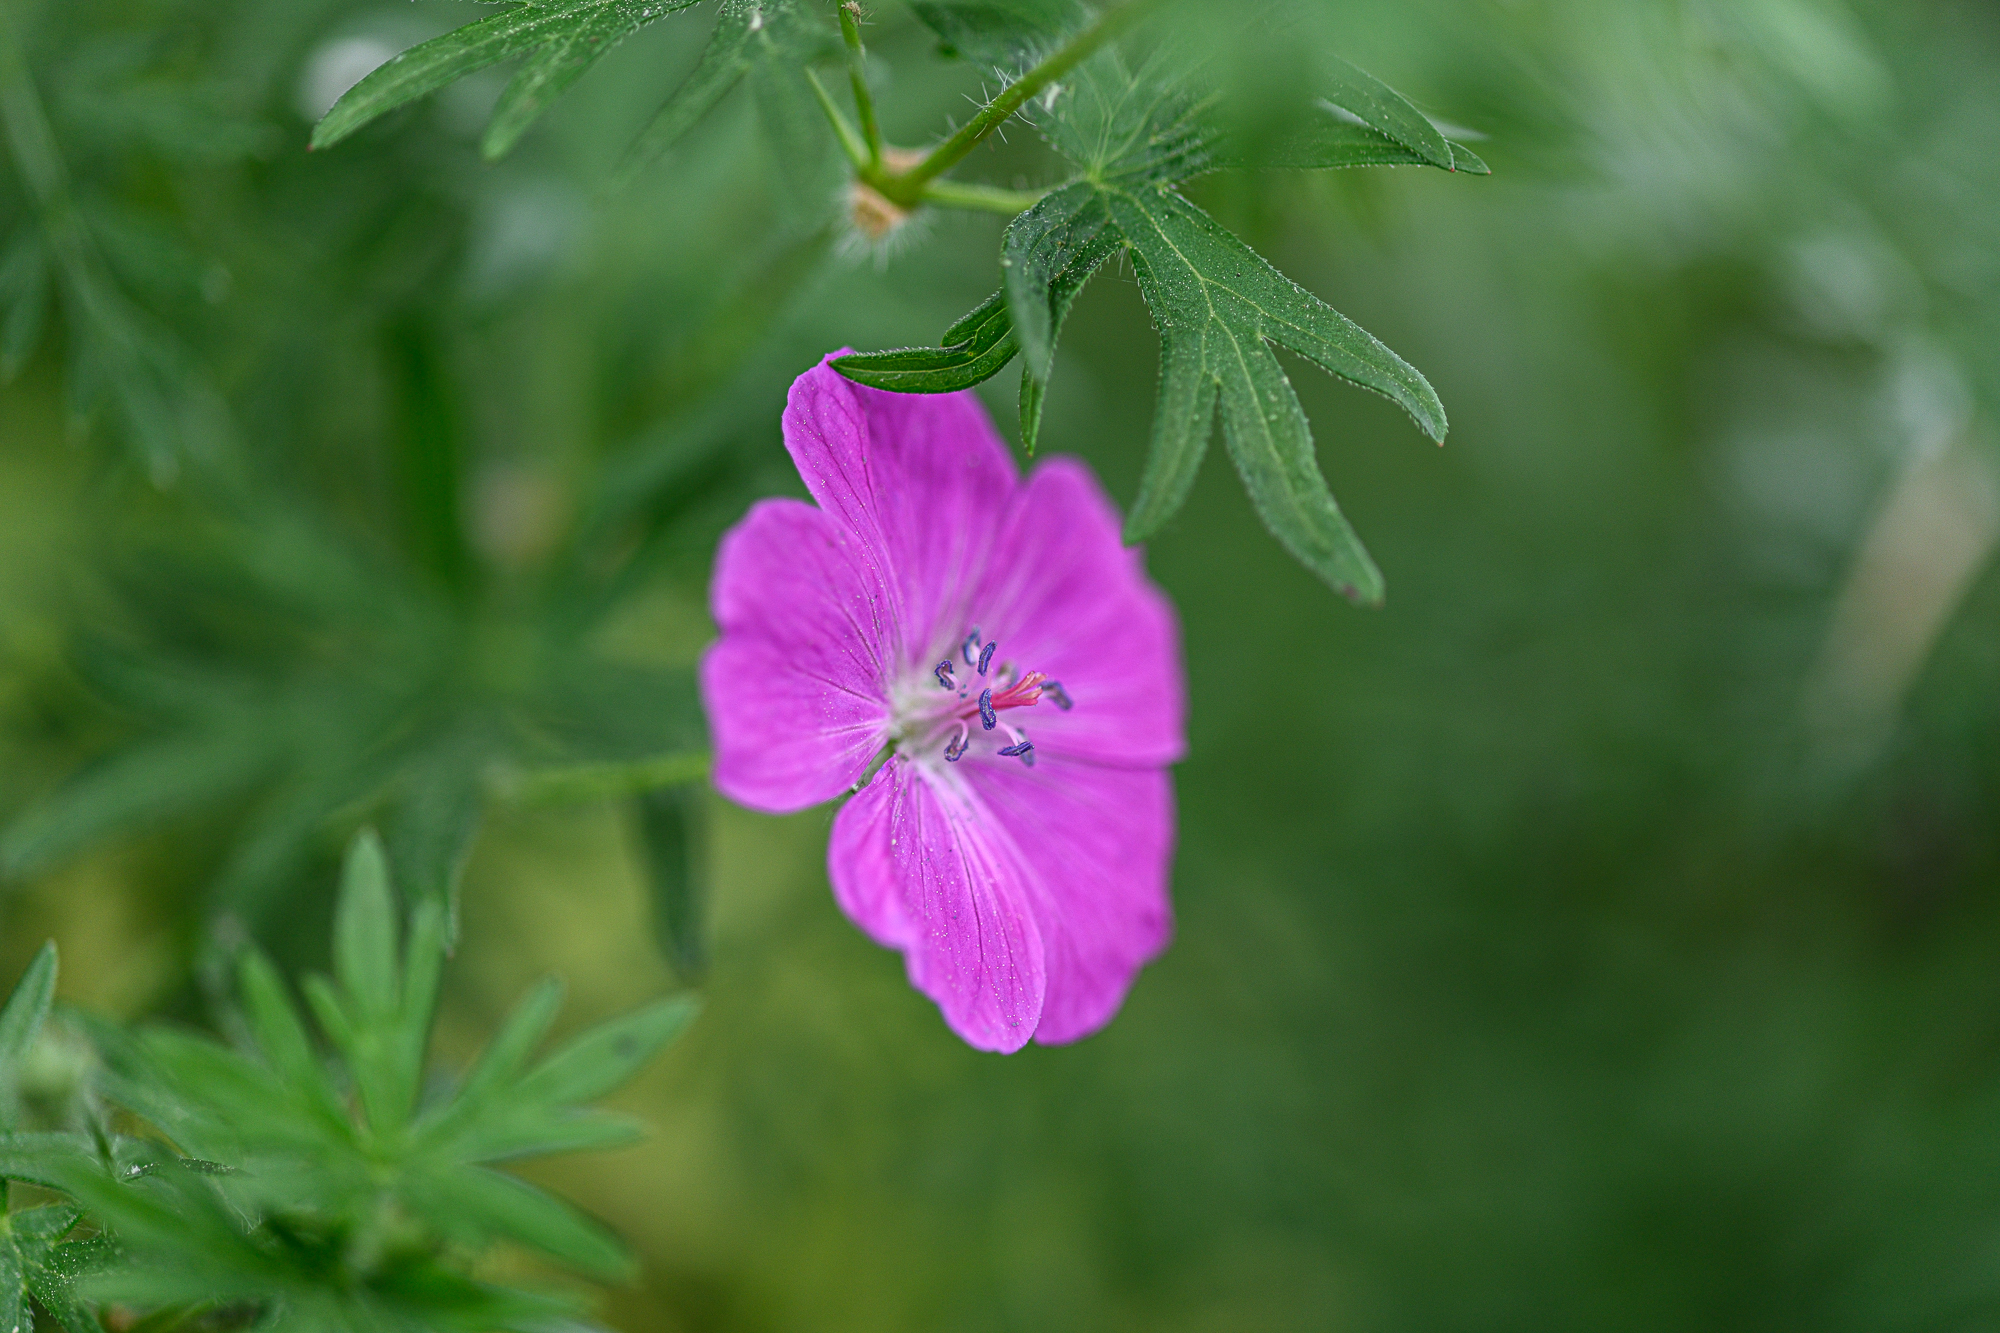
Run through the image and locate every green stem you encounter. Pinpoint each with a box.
[804,66,871,173]
[837,2,883,171]
[494,750,711,806]
[879,0,1167,206]
[921,178,1047,214]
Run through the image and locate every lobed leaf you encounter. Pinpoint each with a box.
[1108,184,1442,601]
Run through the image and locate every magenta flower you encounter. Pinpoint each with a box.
[700,355,1186,1052]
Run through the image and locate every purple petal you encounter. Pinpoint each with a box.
[828,758,1046,1052]
[783,357,1018,659]
[966,758,1175,1045]
[702,499,895,813]
[971,458,1186,768]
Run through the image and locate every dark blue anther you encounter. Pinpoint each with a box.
[945,731,968,762]
[1042,681,1073,711]
[962,628,981,665]
[978,689,996,730]
[977,640,997,676]
[934,660,955,690]
[999,740,1035,767]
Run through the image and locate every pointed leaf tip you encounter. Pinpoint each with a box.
[0,941,57,1069]
[334,828,399,1021]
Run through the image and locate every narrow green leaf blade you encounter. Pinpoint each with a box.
[1123,327,1217,543]
[1002,182,1116,380]
[0,230,49,381]
[460,978,566,1104]
[311,6,541,150]
[1217,338,1383,604]
[1321,55,1453,169]
[235,948,346,1130]
[409,1166,633,1278]
[483,2,705,160]
[638,785,706,980]
[333,829,399,1024]
[832,292,1021,393]
[514,995,699,1107]
[0,943,56,1076]
[0,1244,23,1333]
[616,0,760,185]
[1001,193,1121,450]
[1226,110,1490,175]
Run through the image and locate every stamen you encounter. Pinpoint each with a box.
[978,688,996,730]
[934,660,956,690]
[1042,680,1073,711]
[977,641,997,676]
[944,724,969,763]
[998,739,1035,766]
[962,628,981,666]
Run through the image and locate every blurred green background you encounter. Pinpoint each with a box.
[5,0,2000,1327]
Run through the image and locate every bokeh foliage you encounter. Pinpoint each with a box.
[2,0,2000,1329]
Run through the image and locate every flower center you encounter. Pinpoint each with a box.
[889,627,1072,768]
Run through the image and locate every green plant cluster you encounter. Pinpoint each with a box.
[1,832,696,1332]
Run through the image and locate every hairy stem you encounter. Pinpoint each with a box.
[877,0,1168,206]
[921,178,1047,214]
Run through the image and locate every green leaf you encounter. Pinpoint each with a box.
[830,44,1465,599]
[437,979,566,1121]
[0,1134,92,1191]
[831,291,1020,393]
[310,0,706,158]
[1125,324,1218,545]
[1108,184,1441,600]
[0,728,277,879]
[1000,181,1120,450]
[1319,54,1453,170]
[0,943,56,1080]
[907,0,1084,65]
[236,949,348,1135]
[386,745,486,947]
[0,228,49,382]
[514,996,699,1108]
[0,1243,22,1333]
[637,785,706,980]
[22,1237,111,1333]
[409,1166,633,1279]
[616,0,763,185]
[332,829,398,1026]
[1223,108,1490,174]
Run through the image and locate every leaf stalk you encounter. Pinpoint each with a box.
[873,0,1168,208]
[837,2,883,171]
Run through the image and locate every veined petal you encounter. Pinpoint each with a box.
[972,458,1186,768]
[783,356,1019,660]
[702,499,895,813]
[829,758,1046,1052]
